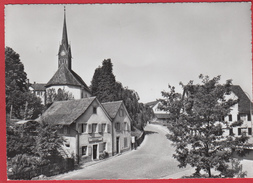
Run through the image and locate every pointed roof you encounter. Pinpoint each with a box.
[62,7,68,48]
[102,101,123,119]
[38,97,96,125]
[46,64,90,93]
[230,85,253,114]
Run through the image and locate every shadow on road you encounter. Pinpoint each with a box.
[144,130,158,135]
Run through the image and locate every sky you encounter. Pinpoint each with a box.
[5,2,252,103]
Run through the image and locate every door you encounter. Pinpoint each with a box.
[116,137,120,154]
[93,144,97,160]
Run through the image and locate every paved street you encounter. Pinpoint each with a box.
[51,124,194,180]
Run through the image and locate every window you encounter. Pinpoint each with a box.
[124,122,129,131]
[102,124,106,133]
[238,128,242,135]
[229,128,233,136]
[222,116,225,121]
[93,107,97,114]
[237,115,240,121]
[248,128,252,135]
[124,137,128,148]
[119,109,124,117]
[82,146,87,155]
[229,115,232,121]
[115,122,120,132]
[92,123,97,133]
[80,124,87,133]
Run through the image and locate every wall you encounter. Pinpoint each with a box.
[73,99,112,163]
[112,104,132,155]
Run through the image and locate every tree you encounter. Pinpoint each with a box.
[5,47,44,120]
[46,88,74,108]
[7,121,64,179]
[90,59,154,130]
[90,59,117,102]
[35,121,64,165]
[159,75,250,178]
[5,47,28,117]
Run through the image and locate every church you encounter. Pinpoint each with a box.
[30,8,91,104]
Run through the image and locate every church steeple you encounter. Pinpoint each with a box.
[58,6,72,70]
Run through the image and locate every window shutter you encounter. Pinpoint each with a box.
[121,123,124,132]
[88,146,92,155]
[88,124,92,133]
[99,143,103,153]
[107,124,111,133]
[78,124,81,133]
[98,124,102,133]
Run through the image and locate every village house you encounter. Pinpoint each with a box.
[223,85,253,138]
[102,101,132,155]
[39,97,112,163]
[145,101,170,123]
[39,97,132,164]
[29,83,46,105]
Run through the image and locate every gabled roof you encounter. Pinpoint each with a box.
[46,65,90,93]
[30,83,46,91]
[145,100,159,108]
[38,97,96,125]
[231,85,252,114]
[102,101,123,119]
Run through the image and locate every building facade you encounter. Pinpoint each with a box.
[102,101,132,155]
[222,85,253,138]
[39,97,132,164]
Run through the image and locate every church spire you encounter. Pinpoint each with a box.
[62,6,68,47]
[58,6,72,70]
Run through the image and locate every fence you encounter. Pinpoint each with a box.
[8,158,74,180]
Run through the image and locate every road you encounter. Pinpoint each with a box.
[51,124,194,180]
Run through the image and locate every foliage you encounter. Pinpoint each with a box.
[90,59,154,130]
[35,121,64,165]
[159,75,249,178]
[7,121,38,157]
[7,121,64,179]
[46,88,74,107]
[5,47,44,120]
[10,154,40,179]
